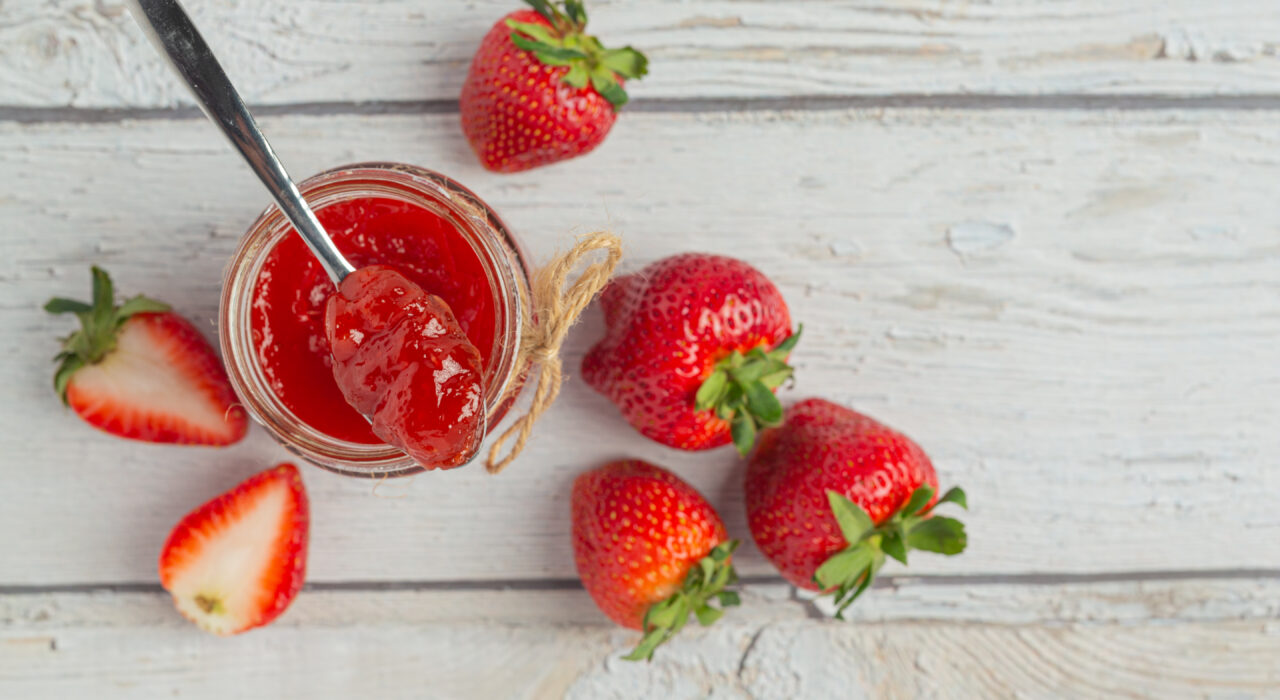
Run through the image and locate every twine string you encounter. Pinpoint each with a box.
[485,231,622,473]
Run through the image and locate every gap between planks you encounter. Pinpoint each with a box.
[4,568,1279,597]
[9,94,1280,125]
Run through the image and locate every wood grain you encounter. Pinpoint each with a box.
[8,3,1280,695]
[6,577,1275,628]
[4,581,1279,699]
[5,0,1280,109]
[2,108,1278,584]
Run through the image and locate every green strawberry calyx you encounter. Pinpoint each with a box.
[623,540,741,662]
[815,484,968,619]
[695,325,802,457]
[45,266,170,402]
[507,0,648,109]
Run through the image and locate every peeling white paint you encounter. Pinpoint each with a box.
[827,239,863,258]
[5,586,1280,698]
[946,221,1015,257]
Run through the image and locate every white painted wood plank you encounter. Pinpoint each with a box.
[2,109,1279,584]
[5,577,1277,629]
[6,0,1280,108]
[4,582,1280,699]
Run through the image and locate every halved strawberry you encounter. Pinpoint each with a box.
[159,463,309,636]
[46,267,248,446]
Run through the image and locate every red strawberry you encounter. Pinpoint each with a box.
[582,253,798,455]
[45,267,248,446]
[159,463,309,636]
[572,460,740,661]
[744,398,967,617]
[459,0,647,172]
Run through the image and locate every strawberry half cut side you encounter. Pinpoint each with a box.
[624,540,742,662]
[159,463,309,636]
[816,484,968,618]
[45,267,248,446]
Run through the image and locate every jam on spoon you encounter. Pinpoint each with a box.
[324,265,486,469]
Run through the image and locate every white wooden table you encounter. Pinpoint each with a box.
[3,1,1280,697]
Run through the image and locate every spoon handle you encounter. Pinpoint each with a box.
[128,0,355,284]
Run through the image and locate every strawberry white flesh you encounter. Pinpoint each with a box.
[159,464,309,636]
[67,313,246,445]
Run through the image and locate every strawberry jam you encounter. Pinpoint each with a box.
[325,266,485,469]
[250,197,496,445]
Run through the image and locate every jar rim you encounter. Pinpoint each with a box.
[219,162,531,478]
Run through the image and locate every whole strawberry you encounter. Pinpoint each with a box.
[572,460,740,661]
[45,267,248,446]
[460,0,647,172]
[582,253,798,455]
[745,399,967,617]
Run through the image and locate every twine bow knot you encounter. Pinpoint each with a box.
[485,231,622,473]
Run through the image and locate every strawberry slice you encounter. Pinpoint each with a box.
[159,463,309,635]
[46,267,248,446]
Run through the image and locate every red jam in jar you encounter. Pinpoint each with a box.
[249,196,497,445]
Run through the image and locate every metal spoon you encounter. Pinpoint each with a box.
[128,0,483,471]
[127,0,355,285]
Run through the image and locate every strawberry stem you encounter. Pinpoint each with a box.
[623,540,741,662]
[511,0,647,109]
[695,325,803,456]
[46,267,170,401]
[814,485,968,618]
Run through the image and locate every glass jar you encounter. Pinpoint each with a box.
[219,163,532,478]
